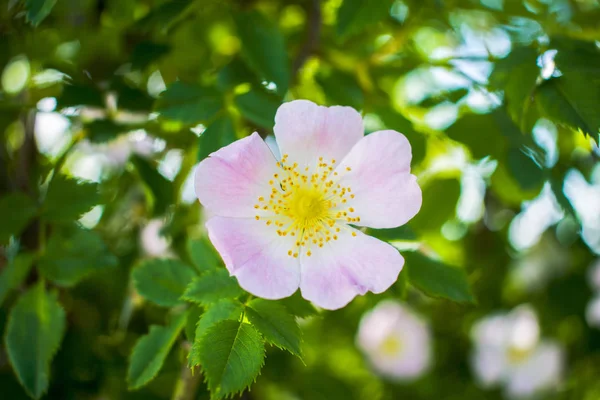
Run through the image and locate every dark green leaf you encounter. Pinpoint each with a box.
[42,175,100,223]
[57,83,104,108]
[246,299,302,357]
[411,178,460,232]
[404,251,475,303]
[0,253,35,307]
[131,42,171,70]
[337,0,393,38]
[155,81,223,125]
[506,146,545,191]
[132,156,173,216]
[127,311,188,390]
[184,305,203,344]
[197,115,236,161]
[316,70,364,109]
[279,292,318,318]
[133,258,196,307]
[197,319,265,399]
[25,0,57,26]
[369,224,417,242]
[38,225,118,287]
[5,282,66,399]
[134,0,192,33]
[186,236,220,272]
[84,119,126,143]
[234,10,290,95]
[235,88,281,129]
[0,193,37,244]
[181,269,243,305]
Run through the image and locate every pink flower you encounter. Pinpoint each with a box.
[194,100,422,310]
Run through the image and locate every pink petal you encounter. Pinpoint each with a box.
[299,227,404,310]
[195,132,278,218]
[273,100,364,168]
[206,216,300,299]
[334,130,422,229]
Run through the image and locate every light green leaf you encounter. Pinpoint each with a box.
[197,115,236,161]
[188,299,244,367]
[41,175,100,223]
[404,251,475,304]
[127,311,188,390]
[38,225,117,287]
[155,81,222,125]
[186,236,220,272]
[0,193,37,244]
[234,88,281,129]
[0,253,36,307]
[181,269,243,305]
[246,299,302,357]
[336,0,393,38]
[24,0,57,26]
[5,282,66,399]
[234,10,290,95]
[133,258,196,307]
[198,319,265,399]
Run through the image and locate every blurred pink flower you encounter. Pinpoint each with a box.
[470,305,564,398]
[356,300,432,380]
[194,100,422,309]
[140,219,172,258]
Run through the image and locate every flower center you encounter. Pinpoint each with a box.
[254,154,359,258]
[379,335,403,356]
[506,345,534,365]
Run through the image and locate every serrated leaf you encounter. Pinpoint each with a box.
[133,258,196,307]
[0,253,35,307]
[184,305,203,344]
[25,0,57,26]
[5,282,66,399]
[279,292,318,318]
[198,319,265,399]
[132,156,173,216]
[155,81,222,125]
[127,311,188,390]
[186,236,220,272]
[234,88,281,129]
[41,175,100,223]
[234,10,289,95]
[404,251,475,303]
[181,269,243,305]
[188,299,244,367]
[246,299,302,357]
[197,115,236,162]
[0,193,38,244]
[336,0,393,38]
[38,225,117,287]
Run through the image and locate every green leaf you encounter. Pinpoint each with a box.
[132,156,173,216]
[5,282,66,399]
[197,319,265,399]
[234,10,290,95]
[186,236,220,272]
[188,299,244,367]
[155,81,223,125]
[181,269,243,305]
[0,193,37,244]
[316,69,364,109]
[337,0,393,38]
[184,305,203,343]
[38,225,118,287]
[133,258,196,307]
[246,299,302,357]
[24,0,57,26]
[42,175,100,223]
[57,83,104,109]
[369,224,417,242]
[134,0,192,33]
[410,178,460,232]
[445,112,506,160]
[127,311,188,390]
[279,292,318,318]
[536,77,600,142]
[84,119,126,143]
[131,41,171,71]
[234,88,281,129]
[404,251,475,303]
[0,253,35,307]
[197,115,236,161]
[506,146,544,191]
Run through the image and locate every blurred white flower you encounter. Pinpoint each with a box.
[585,295,600,329]
[564,169,600,254]
[587,259,600,291]
[140,219,172,258]
[357,300,432,381]
[470,305,564,398]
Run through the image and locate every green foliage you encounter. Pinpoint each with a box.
[181,269,243,305]
[337,0,393,38]
[197,319,265,399]
[4,282,66,399]
[186,236,221,272]
[41,175,100,223]
[246,299,303,358]
[155,82,223,125]
[24,0,57,26]
[127,311,188,390]
[38,224,117,286]
[234,10,289,95]
[0,253,35,307]
[0,193,37,244]
[234,88,282,129]
[411,178,460,232]
[279,292,319,318]
[133,258,196,307]
[197,115,236,161]
[404,252,475,304]
[132,156,173,216]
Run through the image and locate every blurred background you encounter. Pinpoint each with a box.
[1,0,600,399]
